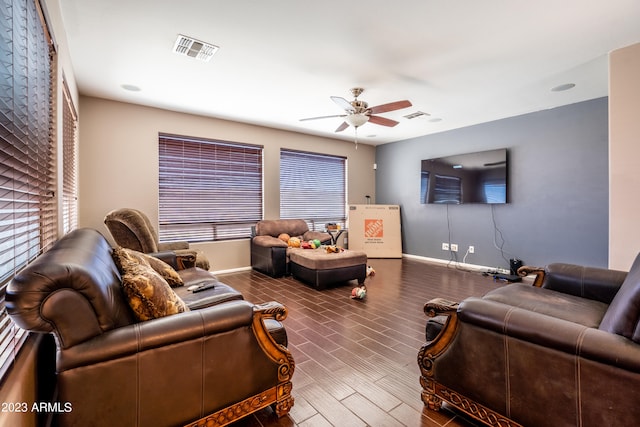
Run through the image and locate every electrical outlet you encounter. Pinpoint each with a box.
[450,244,458,252]
[442,242,449,251]
[469,246,475,254]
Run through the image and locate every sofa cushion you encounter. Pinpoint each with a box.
[112,246,184,287]
[120,262,189,321]
[599,254,640,342]
[483,283,609,328]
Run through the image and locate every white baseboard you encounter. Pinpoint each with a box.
[211,266,253,276]
[401,253,511,275]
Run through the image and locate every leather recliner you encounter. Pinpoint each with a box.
[418,256,640,427]
[6,228,294,427]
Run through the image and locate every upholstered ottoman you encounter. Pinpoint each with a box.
[289,248,367,290]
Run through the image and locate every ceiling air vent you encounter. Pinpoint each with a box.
[173,34,219,62]
[403,111,430,120]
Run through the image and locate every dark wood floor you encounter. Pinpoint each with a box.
[218,257,507,427]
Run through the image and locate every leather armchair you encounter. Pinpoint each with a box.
[419,256,640,427]
[6,228,294,427]
[250,219,331,277]
[104,207,210,270]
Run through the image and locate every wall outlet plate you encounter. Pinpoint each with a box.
[451,244,458,252]
[442,242,449,250]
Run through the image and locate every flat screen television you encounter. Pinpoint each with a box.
[420,148,508,204]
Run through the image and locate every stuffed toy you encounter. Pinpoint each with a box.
[278,233,290,243]
[325,245,344,253]
[287,237,301,248]
[350,285,367,300]
[366,265,376,277]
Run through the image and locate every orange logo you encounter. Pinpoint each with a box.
[364,219,384,238]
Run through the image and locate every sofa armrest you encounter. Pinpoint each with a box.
[158,241,190,251]
[58,300,254,372]
[252,235,288,248]
[150,250,197,270]
[535,263,628,303]
[303,230,332,243]
[419,298,460,360]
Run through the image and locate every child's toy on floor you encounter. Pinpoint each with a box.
[351,284,367,300]
[366,265,375,277]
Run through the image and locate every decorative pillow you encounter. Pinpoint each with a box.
[120,262,189,321]
[112,246,183,287]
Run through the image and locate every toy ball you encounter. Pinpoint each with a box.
[301,241,312,249]
[288,237,301,248]
[350,285,367,300]
[313,239,322,248]
[278,233,290,243]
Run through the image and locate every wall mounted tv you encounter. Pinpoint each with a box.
[420,148,508,204]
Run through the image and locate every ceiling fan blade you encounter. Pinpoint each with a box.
[300,114,346,122]
[331,96,355,112]
[368,115,399,127]
[335,122,349,132]
[368,100,412,114]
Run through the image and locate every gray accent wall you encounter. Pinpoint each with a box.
[375,97,609,270]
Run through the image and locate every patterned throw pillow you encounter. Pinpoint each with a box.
[120,262,189,321]
[112,246,184,287]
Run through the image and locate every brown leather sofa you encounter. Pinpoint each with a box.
[250,219,331,277]
[418,257,640,427]
[6,228,294,427]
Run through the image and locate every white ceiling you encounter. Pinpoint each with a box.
[56,0,640,145]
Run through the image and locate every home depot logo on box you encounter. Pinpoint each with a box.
[364,219,384,238]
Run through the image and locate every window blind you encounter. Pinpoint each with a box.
[158,134,263,241]
[280,149,346,230]
[62,78,78,233]
[0,0,55,380]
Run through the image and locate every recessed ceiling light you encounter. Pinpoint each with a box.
[551,83,576,92]
[428,117,443,123]
[121,84,141,92]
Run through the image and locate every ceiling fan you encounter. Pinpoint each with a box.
[300,87,412,133]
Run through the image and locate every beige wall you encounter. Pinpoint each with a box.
[609,42,640,270]
[78,96,376,272]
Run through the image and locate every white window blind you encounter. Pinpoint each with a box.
[280,149,346,230]
[0,0,55,380]
[158,134,263,241]
[62,79,78,233]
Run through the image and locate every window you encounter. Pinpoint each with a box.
[158,134,263,241]
[0,0,55,379]
[280,149,346,230]
[62,78,78,233]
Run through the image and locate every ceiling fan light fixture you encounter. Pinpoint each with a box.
[346,113,369,128]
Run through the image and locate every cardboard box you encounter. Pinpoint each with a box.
[347,204,402,258]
